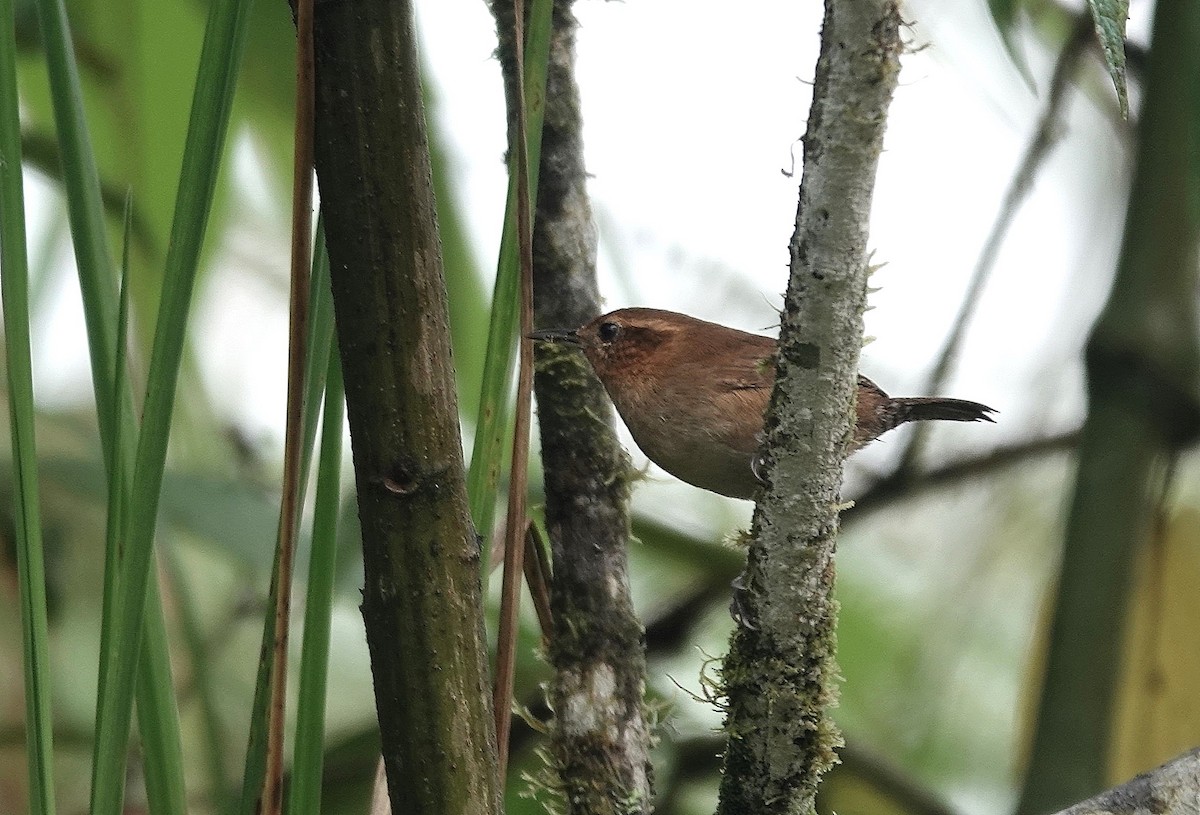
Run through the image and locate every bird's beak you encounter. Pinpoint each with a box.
[528,327,581,345]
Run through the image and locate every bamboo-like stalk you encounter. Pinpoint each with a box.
[310,0,501,811]
[492,0,655,810]
[1017,0,1200,809]
[491,0,537,781]
[261,0,316,808]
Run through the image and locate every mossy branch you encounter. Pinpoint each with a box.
[491,0,654,812]
[717,1,903,813]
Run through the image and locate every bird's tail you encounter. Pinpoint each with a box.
[891,397,996,427]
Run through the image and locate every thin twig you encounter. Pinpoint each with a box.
[832,742,961,815]
[848,429,1079,519]
[492,0,536,783]
[522,521,553,643]
[894,15,1093,475]
[260,0,315,810]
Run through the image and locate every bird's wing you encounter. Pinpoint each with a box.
[715,338,776,392]
[708,340,775,456]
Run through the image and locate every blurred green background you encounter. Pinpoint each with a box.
[3,0,1199,813]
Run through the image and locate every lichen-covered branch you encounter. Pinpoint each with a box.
[491,1,654,812]
[310,1,500,812]
[716,1,902,813]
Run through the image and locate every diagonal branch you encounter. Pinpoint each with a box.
[894,15,1092,475]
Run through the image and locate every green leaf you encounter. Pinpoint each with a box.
[289,347,345,815]
[238,220,335,815]
[85,0,255,809]
[466,0,554,562]
[0,0,56,807]
[1089,0,1129,118]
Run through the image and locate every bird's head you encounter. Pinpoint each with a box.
[530,308,692,383]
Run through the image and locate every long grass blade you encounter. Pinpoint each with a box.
[29,0,122,461]
[27,0,203,808]
[238,220,334,815]
[466,0,554,560]
[87,0,255,811]
[0,1,55,810]
[136,580,188,814]
[491,0,542,780]
[288,347,345,815]
[109,194,189,815]
[159,540,230,810]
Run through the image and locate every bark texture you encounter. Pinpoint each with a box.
[1054,748,1200,815]
[491,1,654,812]
[310,2,500,813]
[717,1,902,813]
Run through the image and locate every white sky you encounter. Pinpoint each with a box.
[413,0,1135,516]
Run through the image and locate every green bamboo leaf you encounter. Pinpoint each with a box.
[158,540,230,811]
[30,0,122,464]
[238,220,334,815]
[135,582,188,815]
[28,0,191,809]
[466,0,554,560]
[1088,0,1129,118]
[85,0,255,810]
[289,346,345,815]
[0,0,56,807]
[114,201,189,815]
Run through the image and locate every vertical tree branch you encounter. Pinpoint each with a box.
[310,1,501,812]
[492,1,654,811]
[1017,0,1200,809]
[717,1,902,813]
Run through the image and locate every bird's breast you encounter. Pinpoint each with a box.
[605,378,764,499]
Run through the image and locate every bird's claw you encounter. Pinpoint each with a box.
[750,452,767,485]
[729,572,757,630]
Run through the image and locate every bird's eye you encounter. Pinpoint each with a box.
[598,322,621,343]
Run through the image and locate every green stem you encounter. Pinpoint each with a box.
[289,347,345,815]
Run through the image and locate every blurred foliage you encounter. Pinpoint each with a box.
[2,0,1199,813]
[987,0,1128,116]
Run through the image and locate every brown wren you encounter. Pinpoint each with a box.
[531,308,995,499]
